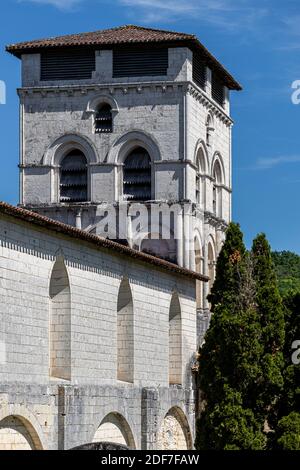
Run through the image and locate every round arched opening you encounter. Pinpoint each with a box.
[157,407,192,450]
[123,147,151,201]
[93,413,136,449]
[60,149,88,203]
[0,415,43,450]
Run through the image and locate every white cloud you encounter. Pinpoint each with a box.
[255,155,300,170]
[120,0,198,14]
[19,0,269,30]
[119,0,268,31]
[121,0,268,29]
[19,0,83,10]
[273,14,300,52]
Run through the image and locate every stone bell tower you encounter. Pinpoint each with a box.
[7,25,241,319]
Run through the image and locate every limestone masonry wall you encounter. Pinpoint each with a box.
[0,213,197,449]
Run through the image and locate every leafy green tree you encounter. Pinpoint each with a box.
[281,293,300,417]
[272,251,300,296]
[208,222,246,311]
[276,412,300,450]
[196,223,266,450]
[273,293,300,449]
[252,235,285,352]
[195,228,291,450]
[251,234,285,423]
[195,386,265,450]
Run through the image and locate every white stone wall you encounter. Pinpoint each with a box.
[0,214,196,388]
[187,89,232,222]
[20,85,184,206]
[0,212,198,449]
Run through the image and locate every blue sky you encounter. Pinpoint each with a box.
[1,0,300,252]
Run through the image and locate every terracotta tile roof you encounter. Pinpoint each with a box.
[6,25,241,90]
[7,25,193,49]
[0,201,208,282]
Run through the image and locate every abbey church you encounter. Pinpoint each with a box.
[0,25,241,450]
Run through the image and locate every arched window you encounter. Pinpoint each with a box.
[208,242,215,292]
[194,237,203,309]
[117,278,134,383]
[196,148,206,205]
[60,150,88,203]
[49,258,71,380]
[94,103,113,133]
[212,159,222,217]
[169,293,182,385]
[123,147,151,201]
[206,114,214,147]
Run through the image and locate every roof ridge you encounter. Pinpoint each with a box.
[118,24,195,37]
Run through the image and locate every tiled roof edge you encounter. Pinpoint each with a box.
[0,201,209,282]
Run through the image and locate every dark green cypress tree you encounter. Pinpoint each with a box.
[208,222,246,311]
[251,234,285,423]
[195,386,265,450]
[196,223,266,449]
[274,293,300,449]
[282,293,300,416]
[276,412,300,450]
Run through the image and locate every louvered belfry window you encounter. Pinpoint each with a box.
[41,48,95,81]
[95,104,113,133]
[113,47,168,77]
[212,73,225,107]
[123,148,151,201]
[193,52,207,90]
[60,150,88,203]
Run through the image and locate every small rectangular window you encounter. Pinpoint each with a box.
[212,73,225,107]
[95,104,113,134]
[41,48,95,81]
[113,48,168,78]
[193,52,207,90]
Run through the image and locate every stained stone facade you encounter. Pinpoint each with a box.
[0,25,241,450]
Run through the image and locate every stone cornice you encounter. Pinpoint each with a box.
[17,81,185,98]
[204,211,228,230]
[17,79,233,125]
[185,82,233,127]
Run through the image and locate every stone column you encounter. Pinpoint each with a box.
[206,67,212,98]
[141,388,160,450]
[176,210,183,267]
[189,232,195,272]
[203,243,209,310]
[183,208,191,270]
[75,209,82,230]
